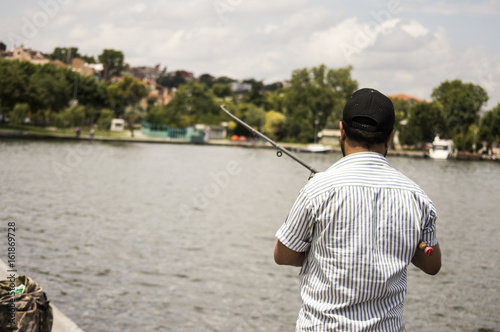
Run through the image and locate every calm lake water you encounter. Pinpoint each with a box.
[0,139,499,332]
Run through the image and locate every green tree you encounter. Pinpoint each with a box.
[10,103,30,127]
[263,82,283,92]
[156,71,187,89]
[265,89,286,112]
[262,110,286,141]
[72,73,109,109]
[97,109,115,131]
[98,49,125,81]
[53,112,68,130]
[0,59,106,126]
[431,80,488,151]
[479,103,500,154]
[167,80,220,126]
[31,109,52,126]
[107,75,148,111]
[124,104,146,137]
[107,74,148,135]
[282,64,358,143]
[81,55,96,64]
[146,96,158,110]
[212,83,233,99]
[399,101,446,146]
[453,124,477,153]
[66,105,86,127]
[391,97,420,136]
[199,73,214,88]
[46,47,81,64]
[53,105,85,130]
[0,60,32,120]
[145,105,168,125]
[242,80,265,107]
[214,76,235,84]
[240,103,265,131]
[29,63,72,112]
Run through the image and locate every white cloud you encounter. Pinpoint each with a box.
[1,0,499,108]
[401,20,428,38]
[128,3,146,13]
[233,0,310,16]
[407,0,500,17]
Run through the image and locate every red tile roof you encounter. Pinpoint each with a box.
[390,93,424,102]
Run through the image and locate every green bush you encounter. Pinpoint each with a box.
[98,109,114,130]
[10,103,30,127]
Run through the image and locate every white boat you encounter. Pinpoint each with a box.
[291,144,333,153]
[429,135,454,159]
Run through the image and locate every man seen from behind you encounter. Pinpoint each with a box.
[274,88,441,331]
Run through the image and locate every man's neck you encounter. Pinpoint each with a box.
[342,139,388,157]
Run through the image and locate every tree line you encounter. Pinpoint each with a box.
[0,56,499,152]
[397,80,499,153]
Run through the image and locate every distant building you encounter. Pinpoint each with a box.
[141,79,173,108]
[52,60,67,67]
[12,46,49,65]
[390,93,423,102]
[318,129,341,146]
[71,58,95,76]
[1,50,12,58]
[128,65,164,81]
[230,81,252,93]
[176,70,194,81]
[109,76,124,83]
[110,119,125,132]
[195,124,227,140]
[0,41,6,52]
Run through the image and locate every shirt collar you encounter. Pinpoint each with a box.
[328,152,389,171]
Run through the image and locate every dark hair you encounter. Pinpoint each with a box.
[342,118,392,149]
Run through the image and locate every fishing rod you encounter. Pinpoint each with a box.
[222,105,435,256]
[220,105,319,177]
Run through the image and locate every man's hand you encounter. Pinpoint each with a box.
[411,242,441,275]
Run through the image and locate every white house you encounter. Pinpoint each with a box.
[110,119,125,132]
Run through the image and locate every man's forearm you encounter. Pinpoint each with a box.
[274,241,306,267]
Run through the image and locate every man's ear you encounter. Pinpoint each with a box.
[386,129,394,148]
[339,121,346,141]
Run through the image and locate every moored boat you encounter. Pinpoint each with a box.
[290,144,333,153]
[429,135,455,159]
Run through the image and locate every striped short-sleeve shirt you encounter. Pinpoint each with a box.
[276,152,437,331]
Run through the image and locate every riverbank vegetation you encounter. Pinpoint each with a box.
[1,57,499,153]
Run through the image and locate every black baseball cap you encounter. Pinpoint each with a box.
[342,88,395,132]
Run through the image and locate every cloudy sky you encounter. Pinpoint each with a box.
[1,0,499,108]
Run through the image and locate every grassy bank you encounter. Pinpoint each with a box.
[0,124,130,138]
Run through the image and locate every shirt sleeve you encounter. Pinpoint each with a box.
[275,189,315,252]
[421,199,438,247]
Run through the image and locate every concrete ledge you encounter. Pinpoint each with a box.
[0,259,84,332]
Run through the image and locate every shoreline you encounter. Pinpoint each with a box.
[0,129,430,159]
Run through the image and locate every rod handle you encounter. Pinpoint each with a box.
[418,241,434,256]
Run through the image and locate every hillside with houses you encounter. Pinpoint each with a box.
[1,42,499,156]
